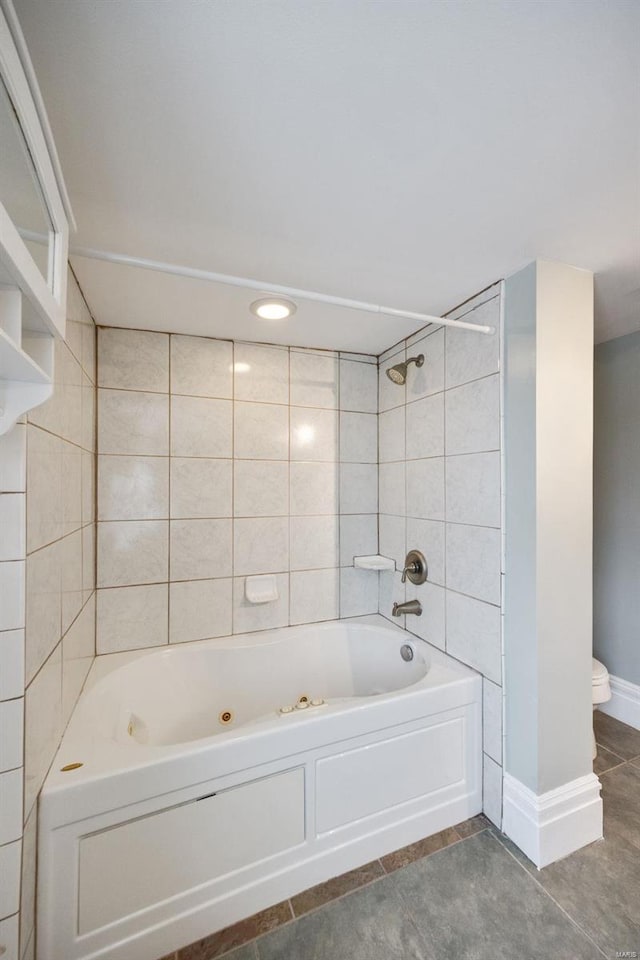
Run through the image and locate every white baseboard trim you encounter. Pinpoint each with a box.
[502,772,603,868]
[597,674,640,731]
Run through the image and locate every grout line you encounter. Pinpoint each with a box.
[167,338,172,645]
[287,345,291,628]
[596,760,627,776]
[489,830,609,959]
[215,827,494,959]
[443,324,448,659]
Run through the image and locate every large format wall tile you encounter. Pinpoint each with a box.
[170,335,232,399]
[169,579,232,643]
[234,401,289,460]
[0,423,26,492]
[406,393,444,460]
[233,517,289,576]
[290,350,338,409]
[291,516,339,571]
[97,520,168,587]
[339,412,377,464]
[25,542,61,685]
[339,358,377,413]
[0,768,22,845]
[81,450,95,526]
[234,460,289,517]
[290,569,339,625]
[0,562,25,632]
[340,568,379,618]
[98,455,169,520]
[19,806,36,954]
[171,396,233,458]
[0,839,21,919]
[15,272,97,950]
[340,515,378,566]
[406,458,444,521]
[379,462,406,516]
[445,295,500,388]
[0,494,25,562]
[339,463,377,515]
[24,644,62,817]
[290,407,338,462]
[26,427,62,552]
[98,328,169,392]
[170,458,232,519]
[62,596,95,726]
[233,343,289,404]
[445,451,501,527]
[445,523,501,605]
[0,698,23,773]
[98,389,169,456]
[377,286,504,828]
[378,514,406,570]
[170,519,232,581]
[0,630,24,701]
[60,529,84,634]
[445,374,500,456]
[61,442,83,536]
[95,335,381,652]
[379,406,405,463]
[483,678,503,764]
[482,754,503,827]
[292,462,339,515]
[446,591,502,684]
[97,584,168,653]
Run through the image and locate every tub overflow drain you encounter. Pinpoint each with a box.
[219,710,234,725]
[400,644,414,662]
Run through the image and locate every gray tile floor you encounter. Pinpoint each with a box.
[169,712,640,960]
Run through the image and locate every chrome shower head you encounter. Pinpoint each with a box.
[385,353,424,385]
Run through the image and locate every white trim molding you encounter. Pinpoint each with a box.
[502,772,602,868]
[598,675,640,731]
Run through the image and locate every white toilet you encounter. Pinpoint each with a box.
[592,658,612,759]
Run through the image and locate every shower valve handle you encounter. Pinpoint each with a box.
[400,549,428,585]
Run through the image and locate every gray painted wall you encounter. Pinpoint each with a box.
[504,261,594,794]
[593,330,640,686]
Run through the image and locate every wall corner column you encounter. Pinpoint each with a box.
[502,259,601,867]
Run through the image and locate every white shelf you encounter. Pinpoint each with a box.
[353,554,396,571]
[0,321,53,435]
[0,326,51,383]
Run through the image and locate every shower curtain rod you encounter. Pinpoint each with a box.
[68,243,496,335]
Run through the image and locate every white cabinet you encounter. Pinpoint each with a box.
[0,1,74,433]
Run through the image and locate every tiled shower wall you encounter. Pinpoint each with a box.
[96,332,380,651]
[0,271,96,960]
[376,284,504,827]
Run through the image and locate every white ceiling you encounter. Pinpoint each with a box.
[14,0,640,348]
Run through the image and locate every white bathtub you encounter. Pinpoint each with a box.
[38,615,482,960]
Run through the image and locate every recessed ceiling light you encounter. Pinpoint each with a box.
[250,297,297,321]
